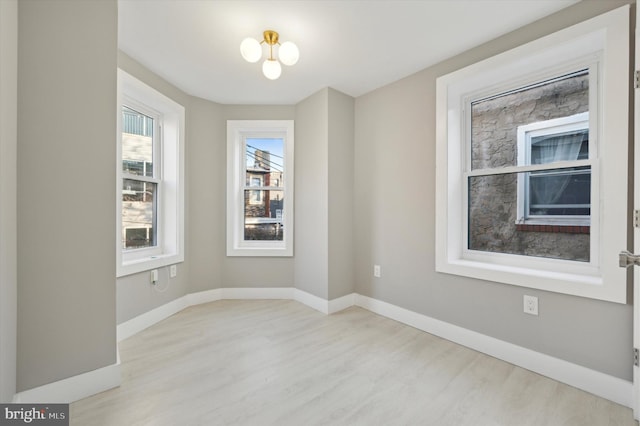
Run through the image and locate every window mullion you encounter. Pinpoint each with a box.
[243,186,282,191]
[468,159,592,177]
[122,174,159,184]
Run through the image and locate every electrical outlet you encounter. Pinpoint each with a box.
[523,295,538,316]
[170,265,177,278]
[373,265,381,278]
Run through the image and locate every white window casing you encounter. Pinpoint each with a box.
[227,120,294,257]
[117,69,185,277]
[435,6,629,303]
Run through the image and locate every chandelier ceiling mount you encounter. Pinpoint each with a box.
[240,30,299,80]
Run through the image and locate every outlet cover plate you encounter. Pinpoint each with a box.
[523,295,538,316]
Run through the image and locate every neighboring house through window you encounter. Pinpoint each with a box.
[516,111,590,228]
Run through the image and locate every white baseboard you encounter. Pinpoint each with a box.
[222,287,295,300]
[291,290,355,314]
[188,287,297,304]
[117,296,190,342]
[294,289,329,314]
[118,287,300,342]
[13,361,121,404]
[355,294,633,408]
[111,287,632,409]
[186,288,222,306]
[328,293,357,314]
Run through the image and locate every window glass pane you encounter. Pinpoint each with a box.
[244,189,284,241]
[122,106,154,177]
[468,171,589,262]
[529,167,590,216]
[125,228,151,249]
[245,138,284,188]
[471,71,589,170]
[530,130,588,164]
[122,178,157,249]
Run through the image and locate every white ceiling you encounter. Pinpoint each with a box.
[118,0,580,105]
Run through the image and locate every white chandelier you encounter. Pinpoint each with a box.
[240,30,299,80]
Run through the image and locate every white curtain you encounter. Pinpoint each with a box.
[529,132,586,208]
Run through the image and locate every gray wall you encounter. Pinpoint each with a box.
[293,88,355,301]
[354,0,634,380]
[17,0,117,391]
[327,89,355,300]
[0,0,17,402]
[187,96,224,293]
[294,89,330,299]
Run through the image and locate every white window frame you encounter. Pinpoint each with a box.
[249,176,263,204]
[435,6,629,303]
[516,112,591,226]
[121,99,162,253]
[227,120,294,257]
[117,69,185,277]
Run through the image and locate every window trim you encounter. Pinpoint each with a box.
[117,69,185,277]
[227,120,294,257]
[435,6,629,303]
[516,111,591,227]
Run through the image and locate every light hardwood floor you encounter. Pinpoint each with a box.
[71,300,637,425]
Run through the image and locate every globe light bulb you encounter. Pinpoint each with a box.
[278,41,299,66]
[262,59,282,80]
[240,37,261,63]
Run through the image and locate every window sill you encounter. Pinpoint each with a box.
[436,255,619,302]
[227,245,293,257]
[117,252,183,277]
[515,224,590,234]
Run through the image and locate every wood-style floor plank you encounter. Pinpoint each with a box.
[70,300,637,425]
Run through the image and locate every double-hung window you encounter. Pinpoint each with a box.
[517,111,590,227]
[435,6,629,302]
[227,120,294,256]
[121,103,160,251]
[117,70,185,276]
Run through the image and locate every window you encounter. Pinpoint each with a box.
[467,67,595,264]
[435,6,629,302]
[249,177,263,204]
[121,104,159,250]
[516,111,590,228]
[117,70,185,276]
[227,120,294,256]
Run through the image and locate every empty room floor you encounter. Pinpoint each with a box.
[70,300,637,425]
